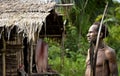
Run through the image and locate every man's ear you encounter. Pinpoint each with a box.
[100,33,103,38]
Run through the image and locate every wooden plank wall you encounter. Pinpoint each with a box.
[0,31,23,76]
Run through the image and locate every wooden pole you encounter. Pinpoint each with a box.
[55,3,74,7]
[2,49,6,76]
[2,28,6,76]
[30,41,33,74]
[60,20,66,71]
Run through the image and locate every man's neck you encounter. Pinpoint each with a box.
[92,39,105,49]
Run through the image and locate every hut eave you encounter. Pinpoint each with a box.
[0,1,56,42]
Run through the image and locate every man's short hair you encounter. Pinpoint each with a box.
[93,22,109,39]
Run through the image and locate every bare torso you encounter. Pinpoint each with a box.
[95,48,110,76]
[85,46,110,76]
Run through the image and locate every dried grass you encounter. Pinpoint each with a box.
[0,1,55,13]
[0,0,55,41]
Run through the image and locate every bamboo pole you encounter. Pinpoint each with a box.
[56,3,74,7]
[2,49,6,76]
[2,28,6,76]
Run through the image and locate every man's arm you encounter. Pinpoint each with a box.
[105,48,118,76]
[85,49,91,76]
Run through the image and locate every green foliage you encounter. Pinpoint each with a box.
[115,6,120,21]
[105,25,120,61]
[64,25,79,51]
[48,47,86,76]
[49,55,86,76]
[118,63,120,75]
[99,2,120,24]
[44,38,87,76]
[60,54,86,76]
[43,38,61,60]
[68,0,114,37]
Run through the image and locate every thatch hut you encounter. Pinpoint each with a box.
[0,0,64,76]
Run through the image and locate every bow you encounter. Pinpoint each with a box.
[90,2,109,76]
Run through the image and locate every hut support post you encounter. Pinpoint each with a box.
[60,21,66,71]
[30,41,33,74]
[2,51,6,76]
[2,30,6,76]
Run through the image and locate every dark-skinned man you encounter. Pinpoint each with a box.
[85,22,118,76]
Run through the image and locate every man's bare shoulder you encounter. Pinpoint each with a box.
[104,45,117,62]
[105,45,115,53]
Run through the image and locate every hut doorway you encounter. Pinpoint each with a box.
[23,37,29,73]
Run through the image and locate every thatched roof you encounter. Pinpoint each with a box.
[0,0,55,13]
[0,0,56,41]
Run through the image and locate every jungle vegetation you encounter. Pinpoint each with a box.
[45,0,120,76]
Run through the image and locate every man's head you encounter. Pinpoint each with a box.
[87,22,109,43]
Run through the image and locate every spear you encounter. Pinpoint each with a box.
[92,2,108,76]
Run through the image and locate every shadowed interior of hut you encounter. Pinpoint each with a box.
[21,10,63,75]
[23,37,29,73]
[40,9,64,43]
[0,28,3,75]
[0,29,3,49]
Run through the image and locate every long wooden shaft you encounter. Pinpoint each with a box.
[93,2,108,76]
[2,30,6,76]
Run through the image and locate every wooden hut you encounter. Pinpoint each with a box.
[0,0,64,76]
